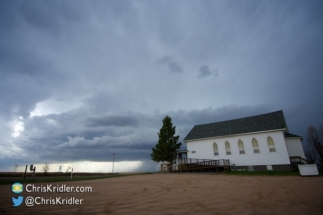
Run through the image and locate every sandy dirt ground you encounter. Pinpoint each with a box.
[1,173,323,215]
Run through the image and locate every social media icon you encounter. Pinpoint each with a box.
[12,183,23,194]
[12,196,24,207]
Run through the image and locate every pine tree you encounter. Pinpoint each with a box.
[151,115,181,170]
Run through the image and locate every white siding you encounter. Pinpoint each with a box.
[186,131,291,166]
[285,138,305,158]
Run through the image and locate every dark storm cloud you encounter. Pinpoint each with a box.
[1,1,323,172]
[158,55,183,73]
[87,115,139,127]
[198,65,219,78]
[0,1,83,119]
[1,102,320,167]
[8,104,277,163]
[5,107,157,163]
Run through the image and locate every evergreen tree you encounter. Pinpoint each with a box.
[151,115,182,170]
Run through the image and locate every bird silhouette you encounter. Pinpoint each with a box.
[12,196,24,207]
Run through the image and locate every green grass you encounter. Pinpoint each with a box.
[225,170,323,176]
[0,172,153,186]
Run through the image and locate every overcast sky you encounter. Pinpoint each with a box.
[1,0,322,172]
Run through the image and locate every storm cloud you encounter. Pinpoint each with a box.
[86,115,139,127]
[159,55,184,73]
[198,65,219,78]
[1,0,322,172]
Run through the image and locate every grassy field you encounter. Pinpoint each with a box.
[0,172,152,185]
[1,170,321,185]
[225,170,323,176]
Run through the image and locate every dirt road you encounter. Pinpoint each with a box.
[1,173,322,214]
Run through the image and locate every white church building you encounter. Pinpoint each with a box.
[183,110,306,171]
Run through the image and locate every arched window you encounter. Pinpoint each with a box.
[225,141,231,155]
[267,136,276,152]
[238,140,245,154]
[213,142,219,156]
[252,138,260,153]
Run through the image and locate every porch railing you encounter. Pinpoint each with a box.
[290,156,309,165]
[173,158,230,172]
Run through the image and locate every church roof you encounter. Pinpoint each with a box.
[285,132,303,140]
[184,110,288,141]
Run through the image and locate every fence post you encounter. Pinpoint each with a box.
[22,165,28,181]
[32,167,36,179]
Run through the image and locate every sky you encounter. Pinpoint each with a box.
[1,0,322,173]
